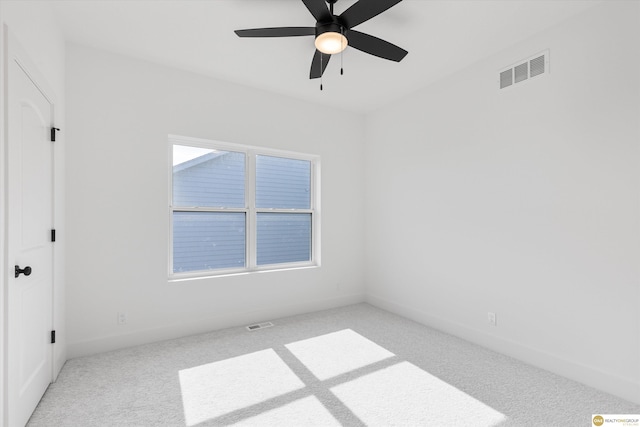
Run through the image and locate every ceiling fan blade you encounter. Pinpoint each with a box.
[302,0,332,22]
[235,27,316,37]
[310,50,331,79]
[347,30,407,62]
[340,0,403,29]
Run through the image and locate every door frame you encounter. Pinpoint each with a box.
[1,24,59,426]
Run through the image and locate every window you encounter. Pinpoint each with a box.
[169,135,319,278]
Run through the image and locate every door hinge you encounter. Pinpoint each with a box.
[51,229,56,242]
[51,127,60,142]
[51,330,56,344]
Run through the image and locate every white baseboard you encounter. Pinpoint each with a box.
[366,292,640,405]
[68,292,365,359]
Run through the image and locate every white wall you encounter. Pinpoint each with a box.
[65,45,366,357]
[29,0,638,408]
[365,1,640,404]
[0,0,66,421]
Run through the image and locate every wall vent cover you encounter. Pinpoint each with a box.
[246,321,274,331]
[514,62,528,83]
[529,54,545,77]
[499,50,549,90]
[500,69,513,89]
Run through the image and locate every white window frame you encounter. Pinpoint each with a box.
[168,134,321,280]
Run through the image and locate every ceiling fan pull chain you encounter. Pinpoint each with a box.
[320,52,324,91]
[340,28,344,75]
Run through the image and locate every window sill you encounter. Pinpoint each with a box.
[168,263,320,283]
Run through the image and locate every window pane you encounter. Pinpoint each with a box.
[173,145,245,207]
[256,156,310,209]
[257,213,311,265]
[173,212,245,273]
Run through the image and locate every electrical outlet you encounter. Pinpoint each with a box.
[488,312,497,326]
[117,312,128,325]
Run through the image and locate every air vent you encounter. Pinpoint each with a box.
[500,69,513,89]
[499,50,549,90]
[246,321,274,331]
[514,62,528,83]
[529,55,545,77]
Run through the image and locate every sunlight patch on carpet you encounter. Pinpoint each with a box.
[285,329,395,380]
[330,361,507,427]
[229,395,341,427]
[179,349,305,426]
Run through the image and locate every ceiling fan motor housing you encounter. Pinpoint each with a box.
[315,20,346,38]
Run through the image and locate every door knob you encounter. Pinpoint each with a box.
[15,265,32,278]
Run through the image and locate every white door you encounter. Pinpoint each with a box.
[6,48,54,427]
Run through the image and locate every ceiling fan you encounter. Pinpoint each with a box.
[234,0,408,84]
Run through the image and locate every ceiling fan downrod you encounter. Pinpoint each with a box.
[327,0,337,15]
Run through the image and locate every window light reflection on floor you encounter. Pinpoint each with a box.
[178,329,507,426]
[231,395,341,427]
[285,328,395,380]
[178,349,304,426]
[331,361,507,427]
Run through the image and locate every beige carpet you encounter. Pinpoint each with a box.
[28,303,640,426]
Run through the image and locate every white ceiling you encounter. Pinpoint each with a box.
[51,0,603,113]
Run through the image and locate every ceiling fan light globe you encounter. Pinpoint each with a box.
[315,32,348,55]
